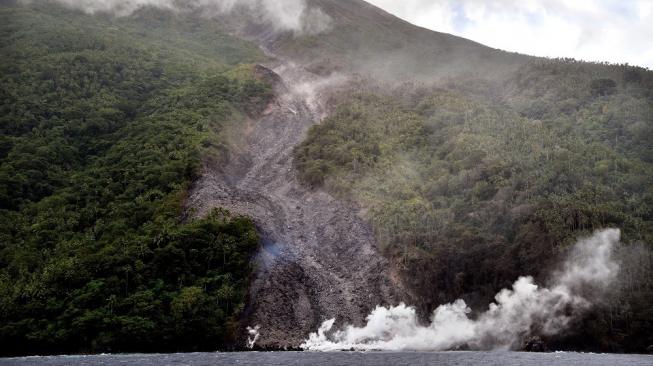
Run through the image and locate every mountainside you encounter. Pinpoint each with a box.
[295,64,653,351]
[0,0,652,356]
[0,2,270,355]
[185,61,400,347]
[289,1,653,353]
[229,0,529,81]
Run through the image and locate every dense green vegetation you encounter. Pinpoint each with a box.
[295,60,653,352]
[0,3,271,355]
[1,0,652,356]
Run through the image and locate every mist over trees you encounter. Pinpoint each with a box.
[0,0,652,356]
[294,59,653,352]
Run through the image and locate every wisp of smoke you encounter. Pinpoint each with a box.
[301,229,621,351]
[282,70,348,118]
[246,325,260,349]
[37,0,332,34]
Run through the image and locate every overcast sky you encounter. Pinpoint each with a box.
[366,0,653,69]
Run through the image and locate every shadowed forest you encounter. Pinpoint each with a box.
[0,4,271,354]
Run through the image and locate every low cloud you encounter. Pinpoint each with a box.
[39,0,332,35]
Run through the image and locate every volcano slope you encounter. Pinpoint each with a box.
[189,0,653,352]
[3,0,650,354]
[284,0,653,354]
[186,60,401,347]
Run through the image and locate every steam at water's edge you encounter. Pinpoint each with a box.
[246,325,260,349]
[302,229,621,351]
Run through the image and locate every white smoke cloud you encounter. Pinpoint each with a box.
[24,0,173,16]
[246,325,260,349]
[302,229,621,351]
[38,0,332,34]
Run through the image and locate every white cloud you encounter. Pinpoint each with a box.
[367,0,653,68]
[45,0,332,35]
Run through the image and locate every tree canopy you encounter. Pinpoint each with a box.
[295,59,653,352]
[0,3,271,355]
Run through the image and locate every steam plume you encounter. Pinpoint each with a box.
[37,0,332,34]
[302,229,621,351]
[246,325,260,349]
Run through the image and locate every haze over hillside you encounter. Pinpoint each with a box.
[272,0,531,81]
[0,0,651,356]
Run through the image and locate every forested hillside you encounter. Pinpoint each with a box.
[0,3,271,355]
[1,0,652,356]
[295,60,653,352]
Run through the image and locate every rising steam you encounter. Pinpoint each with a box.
[246,325,260,349]
[302,229,621,351]
[37,0,332,34]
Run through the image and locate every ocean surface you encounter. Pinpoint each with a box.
[1,351,652,366]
